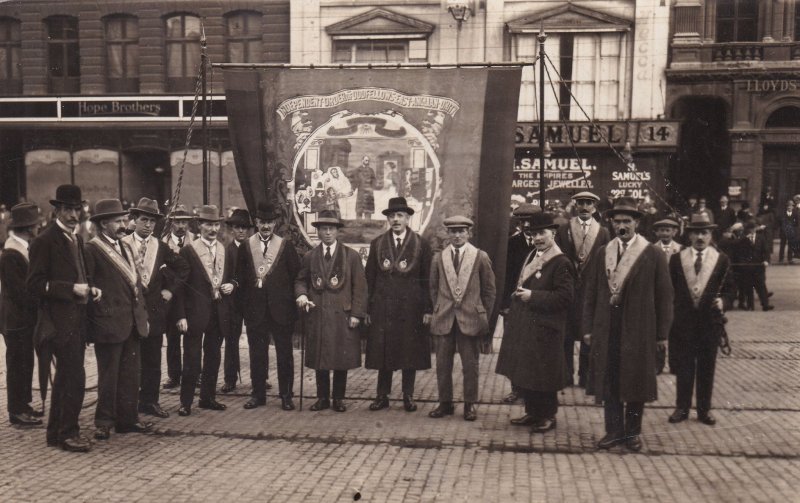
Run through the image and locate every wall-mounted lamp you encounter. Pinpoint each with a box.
[447,1,472,25]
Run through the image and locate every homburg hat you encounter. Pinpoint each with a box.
[382,197,415,216]
[90,199,129,222]
[129,197,164,219]
[195,205,224,223]
[685,213,717,230]
[8,203,40,229]
[311,210,344,228]
[604,197,643,219]
[167,204,194,220]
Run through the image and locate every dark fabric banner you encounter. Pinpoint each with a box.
[224,67,521,309]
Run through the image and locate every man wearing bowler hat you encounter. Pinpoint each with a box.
[295,210,367,412]
[174,205,237,416]
[28,184,100,452]
[583,197,673,451]
[428,215,496,421]
[1,202,43,426]
[221,208,252,394]
[122,198,189,419]
[84,199,152,441]
[365,197,432,412]
[235,202,301,410]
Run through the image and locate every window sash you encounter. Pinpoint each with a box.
[166,15,201,78]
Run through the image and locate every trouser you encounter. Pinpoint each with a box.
[604,304,645,438]
[94,333,141,428]
[248,317,294,400]
[315,370,347,400]
[779,236,795,262]
[740,267,769,309]
[180,311,224,406]
[166,321,182,382]
[223,312,243,385]
[434,323,480,403]
[675,337,718,414]
[138,330,163,405]
[45,331,86,444]
[564,338,590,384]
[522,389,559,421]
[377,369,416,397]
[3,328,35,415]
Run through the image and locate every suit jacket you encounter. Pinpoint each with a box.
[778,209,799,239]
[235,234,301,327]
[715,207,737,232]
[429,243,496,337]
[0,240,35,334]
[162,231,196,254]
[162,231,195,324]
[502,233,534,309]
[733,233,771,265]
[84,237,148,344]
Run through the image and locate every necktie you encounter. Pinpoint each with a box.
[750,234,755,244]
[694,250,702,274]
[582,222,589,237]
[325,246,332,261]
[177,236,184,247]
[138,238,148,277]
[207,243,216,272]
[618,241,628,263]
[453,247,461,272]
[261,238,269,257]
[396,237,402,249]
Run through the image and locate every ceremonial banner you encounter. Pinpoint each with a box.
[224,67,521,303]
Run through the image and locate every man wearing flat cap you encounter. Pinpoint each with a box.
[365,197,433,413]
[174,205,238,416]
[235,203,301,410]
[555,191,610,388]
[653,218,682,259]
[28,184,100,452]
[1,203,43,426]
[428,215,496,421]
[84,199,151,441]
[221,208,252,394]
[583,197,673,452]
[121,198,189,419]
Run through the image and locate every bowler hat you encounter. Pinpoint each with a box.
[226,208,252,227]
[90,199,129,222]
[443,215,474,229]
[311,210,344,228]
[653,218,680,229]
[195,205,223,222]
[381,197,415,216]
[9,203,40,229]
[604,197,643,219]
[129,197,164,219]
[571,191,601,202]
[167,204,194,220]
[685,213,717,230]
[49,184,82,207]
[527,212,560,231]
[253,202,282,221]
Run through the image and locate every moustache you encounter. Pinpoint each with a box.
[618,228,628,236]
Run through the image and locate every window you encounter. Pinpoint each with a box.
[46,16,79,94]
[716,0,758,42]
[165,13,200,93]
[104,15,139,93]
[0,17,21,94]
[225,11,262,63]
[332,39,427,64]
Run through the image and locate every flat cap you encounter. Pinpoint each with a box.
[652,218,680,228]
[443,215,474,228]
[512,203,541,217]
[571,191,601,202]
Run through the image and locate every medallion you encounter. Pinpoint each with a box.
[315,277,323,288]
[399,259,408,270]
[258,265,266,276]
[212,276,220,287]
[257,279,263,289]
[142,272,149,283]
[455,286,462,296]
[534,271,541,279]
[331,274,339,287]
[383,258,391,269]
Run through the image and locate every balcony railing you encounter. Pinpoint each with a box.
[711,43,764,62]
[671,41,800,66]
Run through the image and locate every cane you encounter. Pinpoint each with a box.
[299,311,305,411]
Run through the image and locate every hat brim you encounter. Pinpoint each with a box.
[226,218,252,226]
[130,208,164,219]
[10,217,40,228]
[604,208,643,219]
[381,206,415,216]
[685,223,718,230]
[49,199,82,208]
[311,219,344,228]
[527,223,560,231]
[254,213,282,221]
[197,216,224,223]
[168,215,194,220]
[89,210,129,222]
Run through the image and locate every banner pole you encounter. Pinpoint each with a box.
[537,28,547,209]
[201,21,209,206]
[212,62,532,69]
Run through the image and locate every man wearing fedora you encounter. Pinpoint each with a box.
[162,204,196,390]
[174,205,238,416]
[221,208,252,394]
[733,220,774,311]
[1,202,43,426]
[428,216,496,421]
[295,210,367,412]
[555,191,610,388]
[235,203,301,410]
[122,198,189,419]
[668,213,735,427]
[582,197,673,452]
[84,199,151,441]
[365,197,432,412]
[28,184,99,452]
[496,212,574,433]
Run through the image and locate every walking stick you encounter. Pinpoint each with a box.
[299,312,305,411]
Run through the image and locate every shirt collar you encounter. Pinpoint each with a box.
[7,231,29,250]
[323,240,337,255]
[693,247,708,260]
[171,233,183,244]
[134,232,149,244]
[200,237,217,248]
[391,229,407,243]
[102,232,119,246]
[55,218,75,236]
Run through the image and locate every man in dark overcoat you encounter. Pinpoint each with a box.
[365,197,432,413]
[235,203,301,410]
[555,191,610,387]
[496,212,574,433]
[733,220,773,311]
[121,198,189,419]
[777,200,798,264]
[27,184,99,452]
[1,203,42,426]
[84,198,152,441]
[221,208,252,393]
[295,210,367,413]
[174,205,237,416]
[582,197,673,452]
[668,213,735,427]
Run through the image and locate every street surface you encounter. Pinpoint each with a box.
[1,265,799,502]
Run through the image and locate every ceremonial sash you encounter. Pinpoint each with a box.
[3,235,29,263]
[248,233,285,288]
[569,217,599,266]
[122,234,158,287]
[189,238,226,297]
[604,235,647,306]
[680,247,719,308]
[310,241,348,291]
[374,230,421,273]
[87,237,139,294]
[442,242,478,304]
[518,243,563,287]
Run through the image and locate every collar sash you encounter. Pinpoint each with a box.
[659,240,681,258]
[3,235,29,263]
[680,247,720,307]
[569,217,599,266]
[249,234,285,288]
[375,230,421,273]
[189,238,226,297]
[88,236,139,294]
[310,240,348,291]
[604,235,647,305]
[122,234,158,288]
[518,243,563,287]
[442,242,478,304]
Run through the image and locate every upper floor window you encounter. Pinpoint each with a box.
[165,13,200,93]
[104,15,139,93]
[0,17,21,95]
[716,0,758,42]
[46,16,79,94]
[332,39,427,64]
[225,11,262,63]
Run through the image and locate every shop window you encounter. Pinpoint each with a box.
[104,15,139,93]
[0,17,21,95]
[225,11,262,63]
[716,0,758,42]
[46,16,80,94]
[332,39,426,64]
[165,13,201,93]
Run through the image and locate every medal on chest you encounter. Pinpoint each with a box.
[399,259,408,270]
[331,274,339,287]
[383,258,391,269]
[534,271,541,279]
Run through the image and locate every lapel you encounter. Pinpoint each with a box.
[311,241,347,291]
[248,233,285,281]
[604,234,648,299]
[376,230,421,273]
[51,225,79,272]
[569,217,599,265]
[3,235,29,263]
[442,242,478,303]
[88,236,139,293]
[189,238,226,288]
[680,247,720,307]
[518,243,563,287]
[122,234,158,288]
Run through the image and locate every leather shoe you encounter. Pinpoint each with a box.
[510,414,537,426]
[369,396,390,411]
[115,421,153,434]
[198,399,227,411]
[26,407,45,418]
[162,378,180,389]
[428,402,455,418]
[763,305,775,312]
[10,412,43,426]
[403,394,417,412]
[62,436,91,453]
[332,399,347,412]
[463,403,477,421]
[244,397,266,410]
[597,433,625,449]
[178,405,191,416]
[139,403,169,418]
[530,418,557,433]
[698,413,717,426]
[625,435,643,452]
[309,399,330,411]
[220,382,236,393]
[94,426,111,440]
[668,408,689,423]
[502,391,518,403]
[281,396,295,411]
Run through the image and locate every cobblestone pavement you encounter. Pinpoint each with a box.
[1,266,799,502]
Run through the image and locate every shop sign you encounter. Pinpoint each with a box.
[515,120,678,148]
[745,80,799,93]
[62,100,179,118]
